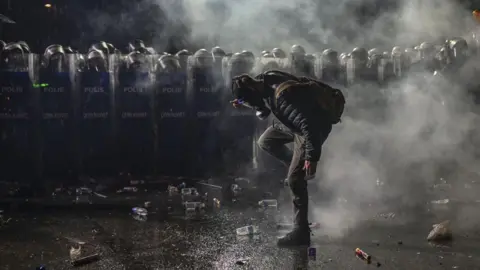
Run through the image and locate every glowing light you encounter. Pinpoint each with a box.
[44,3,52,8]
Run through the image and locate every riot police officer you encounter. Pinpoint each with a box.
[272,48,286,59]
[346,47,368,84]
[448,38,468,67]
[176,49,192,71]
[418,42,438,73]
[318,49,339,83]
[290,44,313,77]
[128,39,148,53]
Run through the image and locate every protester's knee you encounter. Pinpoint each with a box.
[257,134,271,151]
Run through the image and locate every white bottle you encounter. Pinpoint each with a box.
[236,225,260,236]
[258,199,278,208]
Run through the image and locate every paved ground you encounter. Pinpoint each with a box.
[1,185,480,270]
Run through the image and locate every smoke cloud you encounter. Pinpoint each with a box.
[159,0,479,236]
[84,0,480,237]
[157,0,474,52]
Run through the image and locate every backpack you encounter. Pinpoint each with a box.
[274,78,345,124]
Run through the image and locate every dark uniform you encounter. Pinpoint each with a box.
[231,70,342,246]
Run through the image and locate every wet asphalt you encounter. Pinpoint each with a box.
[1,187,480,270]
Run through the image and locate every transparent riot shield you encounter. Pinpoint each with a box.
[220,56,256,174]
[76,53,115,177]
[38,53,77,181]
[392,54,403,79]
[377,58,394,85]
[315,52,340,84]
[346,57,361,86]
[255,57,288,75]
[0,53,40,184]
[154,56,188,176]
[114,54,155,177]
[290,55,315,78]
[186,54,224,177]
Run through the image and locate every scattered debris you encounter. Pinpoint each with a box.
[75,187,93,204]
[93,192,107,198]
[70,246,82,260]
[231,184,242,198]
[35,265,46,270]
[234,177,251,187]
[355,248,372,264]
[235,257,250,265]
[144,201,151,208]
[397,241,403,245]
[168,185,179,196]
[213,198,221,208]
[236,225,259,236]
[181,188,200,202]
[308,247,316,261]
[132,207,148,221]
[258,199,278,209]
[117,187,138,193]
[184,202,205,213]
[427,220,452,241]
[376,212,396,219]
[431,199,449,205]
[71,253,100,267]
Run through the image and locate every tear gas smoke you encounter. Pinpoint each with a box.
[159,0,480,237]
[86,0,480,237]
[162,0,474,52]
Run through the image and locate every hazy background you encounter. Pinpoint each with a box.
[3,0,480,237]
[1,0,478,53]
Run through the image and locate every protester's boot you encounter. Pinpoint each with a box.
[277,224,311,247]
[277,181,311,247]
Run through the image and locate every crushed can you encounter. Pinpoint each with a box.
[308,247,316,261]
[355,248,371,264]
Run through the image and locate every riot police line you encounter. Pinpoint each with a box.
[0,42,269,185]
[0,38,474,185]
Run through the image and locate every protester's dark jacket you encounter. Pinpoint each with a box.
[256,70,331,162]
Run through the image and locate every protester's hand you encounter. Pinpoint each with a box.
[303,160,317,180]
[230,99,243,108]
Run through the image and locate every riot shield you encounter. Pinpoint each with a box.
[315,50,339,83]
[186,53,224,177]
[38,53,77,180]
[77,53,115,177]
[115,54,155,177]
[346,57,365,86]
[255,57,288,74]
[154,55,188,176]
[377,58,394,85]
[220,56,256,174]
[0,53,40,183]
[290,55,314,78]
